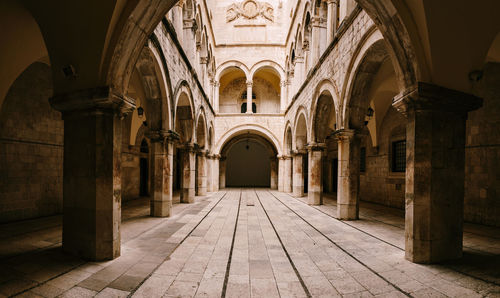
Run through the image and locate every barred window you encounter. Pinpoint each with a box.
[360,147,366,172]
[392,140,406,172]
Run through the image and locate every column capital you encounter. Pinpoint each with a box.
[331,129,356,142]
[306,142,326,151]
[49,86,135,119]
[146,129,180,143]
[246,81,253,87]
[200,56,208,64]
[392,82,482,117]
[280,80,287,87]
[197,149,209,157]
[326,0,338,5]
[292,149,307,156]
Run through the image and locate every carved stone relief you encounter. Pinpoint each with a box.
[226,0,274,23]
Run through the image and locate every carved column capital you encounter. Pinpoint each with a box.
[306,142,326,151]
[392,82,483,117]
[246,81,253,88]
[331,129,356,142]
[49,86,135,119]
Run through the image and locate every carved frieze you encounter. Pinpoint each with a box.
[226,0,274,23]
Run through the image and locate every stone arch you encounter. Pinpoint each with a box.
[215,124,282,156]
[310,80,339,143]
[207,122,215,152]
[174,81,195,143]
[341,28,388,130]
[133,46,171,132]
[216,61,250,82]
[249,60,285,81]
[294,106,309,150]
[195,107,208,148]
[283,121,293,155]
[355,1,422,91]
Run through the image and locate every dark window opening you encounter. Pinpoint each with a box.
[140,139,149,153]
[360,147,366,172]
[392,140,406,172]
[240,102,257,113]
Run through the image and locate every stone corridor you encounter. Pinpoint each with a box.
[0,190,499,298]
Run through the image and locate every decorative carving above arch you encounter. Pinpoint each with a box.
[226,0,274,23]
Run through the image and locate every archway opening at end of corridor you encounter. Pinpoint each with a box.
[221,133,278,188]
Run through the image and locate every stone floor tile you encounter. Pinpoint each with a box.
[30,283,65,297]
[250,278,280,298]
[59,286,98,298]
[276,281,308,298]
[95,287,130,298]
[131,274,175,298]
[165,280,199,298]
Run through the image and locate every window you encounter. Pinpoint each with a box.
[392,140,406,172]
[360,147,366,172]
[240,102,257,113]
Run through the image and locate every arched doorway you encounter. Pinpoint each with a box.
[218,129,279,189]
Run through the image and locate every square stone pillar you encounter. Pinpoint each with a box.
[292,151,306,197]
[214,81,220,113]
[280,81,287,113]
[180,144,196,203]
[278,156,285,192]
[393,82,482,263]
[307,143,326,205]
[335,129,360,220]
[270,157,278,189]
[284,155,293,193]
[219,156,226,189]
[49,87,134,261]
[311,17,322,65]
[212,155,220,191]
[206,154,213,192]
[148,131,176,217]
[196,150,207,196]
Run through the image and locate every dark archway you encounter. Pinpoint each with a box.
[221,134,278,188]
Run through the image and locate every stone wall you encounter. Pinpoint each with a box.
[464,62,500,227]
[0,62,63,222]
[359,107,406,209]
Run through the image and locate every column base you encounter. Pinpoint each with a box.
[337,203,358,220]
[308,191,322,205]
[181,189,195,203]
[150,200,172,217]
[293,186,304,197]
[197,187,207,196]
[406,238,462,264]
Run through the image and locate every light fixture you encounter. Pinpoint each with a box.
[365,107,374,125]
[137,106,144,118]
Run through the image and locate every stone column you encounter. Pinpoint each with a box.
[326,0,338,44]
[174,2,184,43]
[147,131,176,217]
[311,17,322,65]
[280,81,287,113]
[219,156,227,188]
[49,87,134,261]
[180,143,196,203]
[284,155,293,193]
[270,157,278,189]
[214,81,220,113]
[206,154,213,192]
[278,155,285,192]
[246,81,253,114]
[196,150,207,196]
[335,129,360,220]
[286,79,292,106]
[213,155,220,191]
[292,150,306,197]
[393,82,482,263]
[307,143,326,205]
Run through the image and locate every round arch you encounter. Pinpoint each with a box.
[215,124,282,156]
[173,81,195,143]
[195,107,208,148]
[216,60,250,82]
[249,60,285,80]
[293,106,309,150]
[310,80,339,142]
[340,28,385,129]
[283,121,293,155]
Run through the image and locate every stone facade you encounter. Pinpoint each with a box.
[0,62,63,223]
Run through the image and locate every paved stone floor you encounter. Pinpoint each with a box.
[0,189,499,297]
